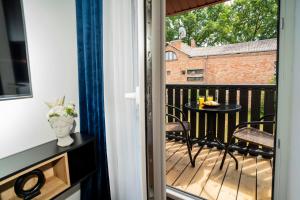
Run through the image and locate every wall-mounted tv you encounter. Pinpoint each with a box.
[0,0,32,100]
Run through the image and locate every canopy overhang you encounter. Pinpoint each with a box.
[166,0,228,16]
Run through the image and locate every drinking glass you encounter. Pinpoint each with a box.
[207,96,214,101]
[198,96,205,106]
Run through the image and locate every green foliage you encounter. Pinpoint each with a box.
[65,107,77,117]
[166,0,278,46]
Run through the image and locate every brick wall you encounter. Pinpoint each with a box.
[165,44,277,84]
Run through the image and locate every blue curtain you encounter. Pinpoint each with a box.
[76,0,110,199]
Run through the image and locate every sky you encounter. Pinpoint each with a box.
[225,0,234,5]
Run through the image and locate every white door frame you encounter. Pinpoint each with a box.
[144,0,166,199]
[274,0,295,199]
[149,0,293,199]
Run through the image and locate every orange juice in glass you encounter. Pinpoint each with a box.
[207,96,214,101]
[198,96,205,107]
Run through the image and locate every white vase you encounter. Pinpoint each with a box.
[49,116,74,147]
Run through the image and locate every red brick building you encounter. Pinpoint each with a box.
[165,39,277,84]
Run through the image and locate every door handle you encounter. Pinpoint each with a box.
[125,86,140,105]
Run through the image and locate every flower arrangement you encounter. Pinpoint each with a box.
[46,96,77,147]
[46,96,77,120]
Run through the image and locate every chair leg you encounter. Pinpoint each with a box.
[185,132,195,167]
[185,131,206,167]
[220,137,238,170]
[191,144,204,167]
[220,145,229,170]
[186,140,195,167]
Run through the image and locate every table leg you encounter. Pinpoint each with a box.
[206,112,216,147]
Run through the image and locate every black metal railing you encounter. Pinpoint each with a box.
[166,84,276,156]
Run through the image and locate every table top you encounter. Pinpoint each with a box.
[185,102,241,113]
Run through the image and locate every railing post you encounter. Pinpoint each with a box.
[238,88,249,154]
[190,88,197,139]
[166,86,174,140]
[198,88,206,140]
[182,87,189,142]
[263,87,276,158]
[249,89,262,155]
[227,88,237,144]
[217,88,226,143]
[174,87,181,141]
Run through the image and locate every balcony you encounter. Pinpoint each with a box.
[165,84,276,200]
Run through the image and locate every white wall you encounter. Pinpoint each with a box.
[0,0,79,159]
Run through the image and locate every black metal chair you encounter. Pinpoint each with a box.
[219,114,276,170]
[165,105,204,167]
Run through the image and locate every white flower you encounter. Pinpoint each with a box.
[46,97,77,120]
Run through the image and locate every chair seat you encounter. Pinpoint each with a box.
[233,127,274,149]
[166,121,190,132]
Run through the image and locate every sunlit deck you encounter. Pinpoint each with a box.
[166,140,273,200]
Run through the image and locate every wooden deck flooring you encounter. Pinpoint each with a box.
[166,140,273,200]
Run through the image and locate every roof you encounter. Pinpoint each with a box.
[168,39,277,57]
[166,0,227,16]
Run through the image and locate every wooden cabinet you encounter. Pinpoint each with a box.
[0,133,96,200]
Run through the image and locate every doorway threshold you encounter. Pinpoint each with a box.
[166,186,204,200]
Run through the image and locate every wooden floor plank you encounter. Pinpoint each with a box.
[166,141,175,150]
[167,147,200,186]
[166,145,188,173]
[200,153,231,200]
[185,149,221,196]
[217,154,244,200]
[236,156,257,200]
[172,148,211,191]
[166,142,184,160]
[257,157,272,200]
[165,141,273,200]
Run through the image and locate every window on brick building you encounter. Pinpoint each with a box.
[167,70,171,75]
[187,69,204,81]
[165,51,177,61]
[187,69,204,75]
[187,77,204,81]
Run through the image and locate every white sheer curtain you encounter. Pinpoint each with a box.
[103,0,146,199]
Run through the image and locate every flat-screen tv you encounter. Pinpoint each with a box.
[0,0,31,100]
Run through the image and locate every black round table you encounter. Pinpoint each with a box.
[185,102,241,148]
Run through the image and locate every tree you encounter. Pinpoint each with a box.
[166,0,278,47]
